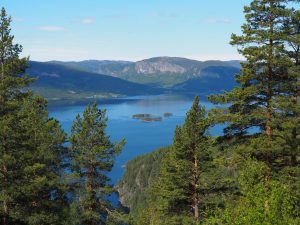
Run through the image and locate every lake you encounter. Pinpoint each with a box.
[48,94,221,184]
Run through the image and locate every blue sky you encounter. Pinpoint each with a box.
[2,0,251,61]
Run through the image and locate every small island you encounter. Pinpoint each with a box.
[132,114,162,122]
[132,114,151,119]
[163,112,173,117]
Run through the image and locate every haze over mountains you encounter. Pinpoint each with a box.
[27,57,241,100]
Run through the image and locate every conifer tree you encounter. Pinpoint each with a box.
[69,102,125,225]
[209,159,300,225]
[208,0,299,220]
[156,96,212,224]
[209,0,292,183]
[0,8,69,224]
[280,7,300,166]
[0,7,32,224]
[18,96,69,225]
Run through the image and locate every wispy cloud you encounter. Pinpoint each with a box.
[81,17,94,25]
[203,18,231,24]
[39,26,65,31]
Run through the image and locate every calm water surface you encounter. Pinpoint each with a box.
[48,95,221,184]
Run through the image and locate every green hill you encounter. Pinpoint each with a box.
[49,57,241,87]
[172,66,239,94]
[26,58,241,100]
[117,147,168,215]
[27,61,161,100]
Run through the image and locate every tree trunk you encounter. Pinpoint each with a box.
[264,11,275,211]
[265,14,274,183]
[2,197,8,225]
[192,153,200,220]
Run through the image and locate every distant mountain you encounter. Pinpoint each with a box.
[49,57,242,87]
[27,57,241,100]
[226,60,243,69]
[172,66,239,94]
[47,60,133,77]
[27,61,160,100]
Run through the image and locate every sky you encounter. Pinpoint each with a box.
[1,0,252,62]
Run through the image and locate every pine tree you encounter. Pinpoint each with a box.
[209,0,293,184]
[208,0,300,221]
[0,8,69,224]
[0,7,32,224]
[155,96,212,224]
[69,102,125,225]
[17,96,69,225]
[279,7,300,167]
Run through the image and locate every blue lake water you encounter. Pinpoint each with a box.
[48,94,221,184]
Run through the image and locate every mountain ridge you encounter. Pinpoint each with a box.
[47,57,241,87]
[26,57,241,100]
[27,61,161,100]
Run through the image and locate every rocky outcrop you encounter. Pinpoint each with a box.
[135,61,186,74]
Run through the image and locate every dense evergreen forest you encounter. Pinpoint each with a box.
[1,0,300,224]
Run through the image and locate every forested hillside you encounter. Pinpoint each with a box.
[27,61,161,100]
[117,147,168,215]
[172,66,239,94]
[1,0,300,224]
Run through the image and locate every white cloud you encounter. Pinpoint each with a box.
[39,26,65,31]
[81,17,94,24]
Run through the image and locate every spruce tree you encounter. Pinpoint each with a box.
[69,102,125,225]
[156,96,212,224]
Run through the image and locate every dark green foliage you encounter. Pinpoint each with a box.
[132,97,214,225]
[157,97,210,220]
[0,8,69,225]
[117,147,168,215]
[208,0,296,181]
[207,0,300,223]
[69,102,125,225]
[16,96,69,225]
[207,159,300,225]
